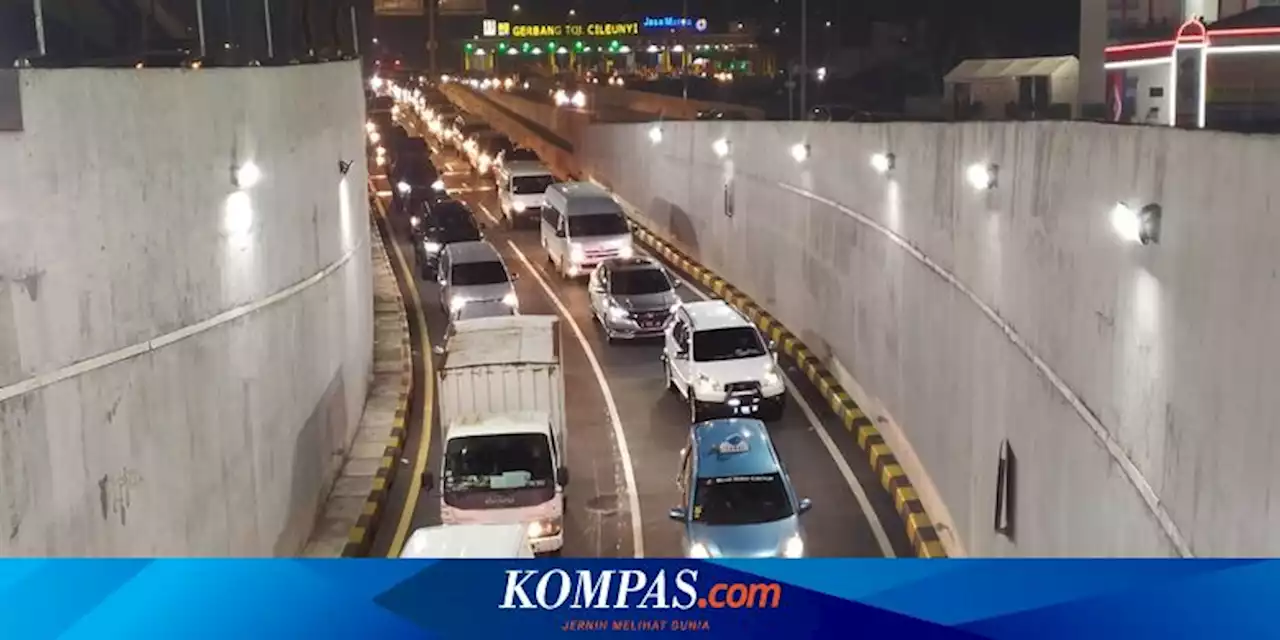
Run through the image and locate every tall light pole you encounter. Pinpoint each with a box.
[799,0,808,118]
[681,0,689,101]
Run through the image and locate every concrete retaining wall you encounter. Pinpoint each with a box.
[583,84,765,120]
[580,119,1280,557]
[0,62,373,555]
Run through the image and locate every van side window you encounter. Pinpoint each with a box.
[672,319,689,349]
[543,205,560,228]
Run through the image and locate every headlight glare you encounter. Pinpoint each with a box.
[502,292,519,307]
[782,535,805,558]
[688,542,711,559]
[449,296,468,313]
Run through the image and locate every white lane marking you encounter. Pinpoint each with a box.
[506,239,646,559]
[476,202,501,225]
[661,249,897,558]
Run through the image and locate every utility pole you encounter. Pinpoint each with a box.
[681,0,688,101]
[196,0,207,58]
[32,0,47,57]
[428,0,438,77]
[799,0,808,118]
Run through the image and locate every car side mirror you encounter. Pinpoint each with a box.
[768,339,777,351]
[432,344,445,356]
[668,507,687,521]
[798,498,813,514]
[421,471,436,491]
[557,466,570,487]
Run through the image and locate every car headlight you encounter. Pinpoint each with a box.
[693,374,720,397]
[570,245,586,263]
[424,241,441,253]
[571,91,587,108]
[608,303,629,321]
[688,542,711,559]
[479,154,491,167]
[502,292,519,307]
[369,131,381,144]
[512,201,527,212]
[553,90,568,105]
[431,179,446,192]
[449,296,468,312]
[762,365,782,388]
[528,517,562,538]
[782,535,805,558]
[617,244,634,259]
[410,215,421,227]
[397,181,411,195]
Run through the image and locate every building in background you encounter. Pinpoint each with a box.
[1081,0,1280,128]
[944,56,1079,120]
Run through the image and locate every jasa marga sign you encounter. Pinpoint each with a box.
[491,22,641,38]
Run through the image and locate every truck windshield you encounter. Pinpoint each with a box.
[693,327,767,361]
[443,434,554,494]
[568,213,628,237]
[692,473,794,526]
[512,175,555,195]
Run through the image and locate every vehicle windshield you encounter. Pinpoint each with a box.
[507,149,539,162]
[692,327,767,361]
[611,268,671,295]
[443,434,554,494]
[692,473,794,526]
[431,208,481,243]
[451,260,509,286]
[568,213,629,237]
[512,175,555,195]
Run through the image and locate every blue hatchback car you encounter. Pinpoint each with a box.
[668,418,813,558]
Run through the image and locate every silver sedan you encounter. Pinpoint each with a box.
[588,257,682,343]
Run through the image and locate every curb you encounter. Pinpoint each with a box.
[339,184,415,557]
[626,218,947,559]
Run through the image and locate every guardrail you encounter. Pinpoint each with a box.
[5,0,364,69]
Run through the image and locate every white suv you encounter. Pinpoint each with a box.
[661,300,787,422]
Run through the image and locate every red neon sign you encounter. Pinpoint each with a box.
[1105,17,1280,56]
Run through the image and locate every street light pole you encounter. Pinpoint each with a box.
[799,0,808,118]
[681,0,689,101]
[428,0,438,76]
[33,0,47,57]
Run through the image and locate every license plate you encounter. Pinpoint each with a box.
[640,321,659,328]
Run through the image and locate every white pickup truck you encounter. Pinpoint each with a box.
[424,315,568,554]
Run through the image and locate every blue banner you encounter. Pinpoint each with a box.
[2,559,1277,638]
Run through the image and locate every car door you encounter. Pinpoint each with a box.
[667,316,693,393]
[588,264,609,319]
[437,250,452,310]
[677,442,695,541]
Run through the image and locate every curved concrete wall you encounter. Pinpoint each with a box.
[0,62,372,555]
[581,120,1280,557]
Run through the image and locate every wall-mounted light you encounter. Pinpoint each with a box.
[647,45,660,53]
[234,161,262,189]
[672,44,685,53]
[369,130,381,144]
[618,45,632,54]
[648,125,663,144]
[224,191,254,237]
[870,152,895,174]
[790,143,810,163]
[1111,202,1162,245]
[712,137,731,158]
[966,162,997,190]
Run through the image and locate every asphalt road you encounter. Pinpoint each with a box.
[370,111,912,558]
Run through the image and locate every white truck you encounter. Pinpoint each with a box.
[424,315,568,554]
[400,524,536,558]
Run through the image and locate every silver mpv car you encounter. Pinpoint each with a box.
[588,257,681,343]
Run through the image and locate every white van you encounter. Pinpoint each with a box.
[540,182,634,279]
[400,524,535,558]
[497,161,556,227]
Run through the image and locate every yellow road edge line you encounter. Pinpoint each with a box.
[376,193,437,559]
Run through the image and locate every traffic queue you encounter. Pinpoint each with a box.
[365,78,812,560]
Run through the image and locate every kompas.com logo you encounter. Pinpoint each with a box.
[499,569,783,610]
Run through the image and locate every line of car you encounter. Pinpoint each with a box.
[368,81,815,559]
